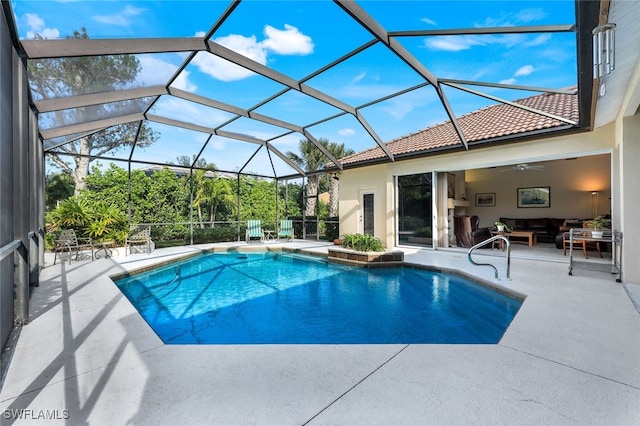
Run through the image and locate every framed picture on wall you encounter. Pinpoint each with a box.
[517,186,550,208]
[475,193,495,207]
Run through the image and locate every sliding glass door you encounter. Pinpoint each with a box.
[397,173,433,247]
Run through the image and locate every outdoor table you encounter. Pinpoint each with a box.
[263,230,275,241]
[94,241,116,259]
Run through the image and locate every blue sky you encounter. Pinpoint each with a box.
[12,0,577,177]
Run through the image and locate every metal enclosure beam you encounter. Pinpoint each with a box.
[22,37,207,58]
[35,85,167,113]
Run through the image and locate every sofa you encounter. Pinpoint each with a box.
[499,217,586,247]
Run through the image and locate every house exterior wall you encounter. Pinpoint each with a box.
[340,114,640,286]
[340,124,615,246]
[338,163,389,241]
[618,113,640,285]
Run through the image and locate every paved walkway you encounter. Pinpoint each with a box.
[1,241,639,425]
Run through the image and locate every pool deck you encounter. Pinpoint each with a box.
[1,241,639,425]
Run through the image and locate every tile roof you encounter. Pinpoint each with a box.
[338,90,579,166]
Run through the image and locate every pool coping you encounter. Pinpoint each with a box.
[108,244,527,304]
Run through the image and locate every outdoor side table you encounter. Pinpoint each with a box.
[263,230,275,241]
[94,241,116,259]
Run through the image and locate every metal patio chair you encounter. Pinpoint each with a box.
[125,225,155,255]
[53,229,94,264]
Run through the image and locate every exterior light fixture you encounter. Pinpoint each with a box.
[592,23,616,96]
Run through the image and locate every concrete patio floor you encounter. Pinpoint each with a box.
[1,241,639,425]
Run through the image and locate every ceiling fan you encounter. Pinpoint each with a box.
[498,163,545,173]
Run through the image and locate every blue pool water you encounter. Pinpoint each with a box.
[114,252,521,344]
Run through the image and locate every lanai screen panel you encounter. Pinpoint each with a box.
[12,0,586,178]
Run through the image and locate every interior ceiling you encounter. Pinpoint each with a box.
[8,0,598,179]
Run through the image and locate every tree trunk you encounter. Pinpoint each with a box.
[72,139,92,196]
[197,205,204,228]
[306,175,318,217]
[329,174,340,217]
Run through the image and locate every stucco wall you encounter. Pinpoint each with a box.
[338,163,389,242]
[619,113,640,285]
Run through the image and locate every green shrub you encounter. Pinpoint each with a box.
[45,197,128,248]
[414,226,432,238]
[192,226,237,244]
[324,216,340,241]
[341,233,384,252]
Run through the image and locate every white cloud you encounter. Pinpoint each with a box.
[338,128,355,136]
[208,137,226,150]
[93,5,146,27]
[425,20,544,52]
[261,24,314,55]
[24,13,60,39]
[25,13,44,30]
[152,97,231,128]
[137,56,179,86]
[498,65,534,85]
[221,33,268,63]
[424,35,485,52]
[384,99,416,120]
[270,134,300,149]
[523,34,551,47]
[192,48,258,82]
[515,65,534,76]
[477,8,545,28]
[172,70,197,92]
[515,8,546,24]
[34,27,60,39]
[351,71,367,84]
[420,17,437,26]
[193,25,313,82]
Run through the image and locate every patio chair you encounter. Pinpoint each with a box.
[53,229,94,264]
[278,219,293,241]
[245,220,264,243]
[125,225,155,255]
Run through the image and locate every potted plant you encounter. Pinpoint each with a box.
[586,215,607,238]
[494,221,508,232]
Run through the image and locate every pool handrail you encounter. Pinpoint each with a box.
[467,236,511,280]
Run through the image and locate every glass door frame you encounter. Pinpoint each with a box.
[359,189,376,236]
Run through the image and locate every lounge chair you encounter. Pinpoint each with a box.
[245,220,264,243]
[278,219,293,241]
[125,225,155,255]
[53,229,94,264]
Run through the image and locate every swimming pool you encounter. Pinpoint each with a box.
[114,251,522,344]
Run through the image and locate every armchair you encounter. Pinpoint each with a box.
[470,216,493,248]
[454,215,491,248]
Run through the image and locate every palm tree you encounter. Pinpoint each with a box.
[207,177,235,226]
[325,142,354,217]
[286,139,328,217]
[176,156,218,228]
[191,169,209,228]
